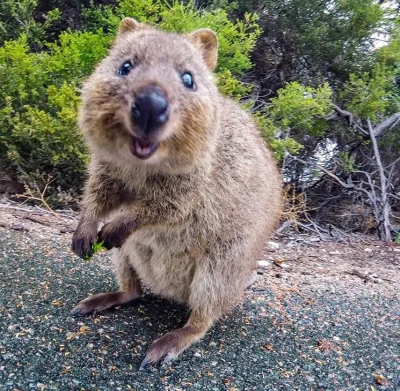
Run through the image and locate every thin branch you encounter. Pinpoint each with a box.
[0,204,38,213]
[372,112,400,137]
[330,104,400,139]
[15,177,60,217]
[368,119,392,242]
[0,203,77,220]
[288,154,355,189]
[386,156,400,170]
[329,104,368,136]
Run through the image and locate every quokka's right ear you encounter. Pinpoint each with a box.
[186,28,218,71]
[117,17,146,36]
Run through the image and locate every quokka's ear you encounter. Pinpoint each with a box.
[186,28,218,71]
[118,17,147,36]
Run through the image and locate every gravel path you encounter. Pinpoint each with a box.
[0,207,399,390]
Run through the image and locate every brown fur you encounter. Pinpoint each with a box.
[71,18,282,365]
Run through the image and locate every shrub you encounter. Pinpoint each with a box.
[0,0,61,50]
[0,32,111,200]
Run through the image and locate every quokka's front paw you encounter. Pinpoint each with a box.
[97,222,126,249]
[97,218,138,250]
[72,225,98,259]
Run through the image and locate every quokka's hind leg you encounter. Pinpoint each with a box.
[71,253,142,316]
[141,308,214,368]
[141,257,246,367]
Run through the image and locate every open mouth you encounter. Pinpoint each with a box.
[129,136,159,160]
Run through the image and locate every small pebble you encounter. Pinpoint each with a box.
[258,260,270,268]
[267,241,280,249]
[11,223,28,231]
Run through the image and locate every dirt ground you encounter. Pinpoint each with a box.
[1,201,399,298]
[0,202,399,390]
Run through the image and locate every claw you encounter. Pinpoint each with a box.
[70,308,82,317]
[163,353,176,364]
[139,357,149,371]
[70,305,101,318]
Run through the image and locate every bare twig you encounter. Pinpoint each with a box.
[276,220,293,235]
[24,216,52,226]
[372,112,400,137]
[330,104,400,138]
[330,104,368,136]
[0,202,77,220]
[368,119,392,242]
[288,154,355,189]
[0,204,37,213]
[16,177,60,217]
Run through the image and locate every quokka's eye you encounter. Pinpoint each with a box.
[181,72,195,89]
[117,60,133,76]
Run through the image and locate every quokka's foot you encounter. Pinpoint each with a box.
[140,311,212,369]
[140,327,195,368]
[246,270,259,289]
[71,290,141,316]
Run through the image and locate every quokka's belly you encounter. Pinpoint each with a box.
[120,225,199,303]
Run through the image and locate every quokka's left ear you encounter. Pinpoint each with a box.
[118,17,149,36]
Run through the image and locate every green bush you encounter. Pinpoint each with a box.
[339,67,399,122]
[0,32,110,200]
[253,82,333,160]
[0,0,61,50]
[269,82,333,137]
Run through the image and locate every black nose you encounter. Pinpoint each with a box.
[131,87,169,134]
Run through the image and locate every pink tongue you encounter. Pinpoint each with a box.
[136,139,153,154]
[138,139,153,148]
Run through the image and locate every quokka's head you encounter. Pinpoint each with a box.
[79,18,219,172]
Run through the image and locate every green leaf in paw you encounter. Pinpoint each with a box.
[85,241,107,261]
